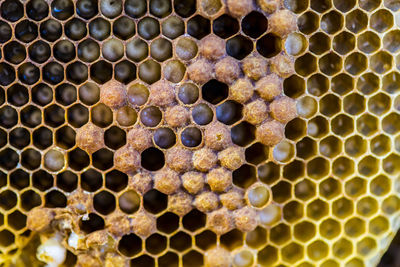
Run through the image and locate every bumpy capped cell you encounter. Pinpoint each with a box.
[195,191,219,212]
[76,123,105,153]
[215,57,241,84]
[256,120,285,146]
[165,105,190,127]
[207,167,232,192]
[242,55,268,81]
[154,168,181,195]
[205,246,232,267]
[199,35,226,61]
[256,74,282,101]
[127,127,153,151]
[207,208,234,234]
[269,10,298,37]
[270,96,298,123]
[219,146,245,170]
[100,80,126,109]
[193,148,218,172]
[227,0,253,17]
[149,80,175,106]
[168,191,193,216]
[114,145,141,174]
[243,99,269,125]
[230,78,254,103]
[166,146,193,172]
[204,122,231,150]
[187,59,214,84]
[221,190,245,210]
[182,171,205,194]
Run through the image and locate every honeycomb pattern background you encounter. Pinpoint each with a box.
[0,0,398,266]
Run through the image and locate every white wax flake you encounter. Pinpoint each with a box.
[37,236,66,267]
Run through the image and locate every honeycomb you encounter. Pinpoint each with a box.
[0,0,398,266]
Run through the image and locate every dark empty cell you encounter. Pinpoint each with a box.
[9,127,30,149]
[15,20,38,43]
[44,104,65,127]
[55,126,75,149]
[90,60,112,84]
[32,83,53,106]
[45,190,67,208]
[57,171,78,192]
[242,11,268,38]
[181,127,202,148]
[144,189,167,214]
[183,209,206,232]
[8,210,27,230]
[4,41,26,64]
[0,190,17,210]
[106,170,128,192]
[81,169,102,192]
[141,147,165,171]
[257,33,282,58]
[79,82,100,105]
[183,250,204,267]
[213,14,239,39]
[216,100,242,125]
[178,83,199,105]
[79,213,105,234]
[0,130,6,148]
[27,0,49,21]
[93,191,116,215]
[170,232,191,251]
[0,88,4,105]
[150,0,171,17]
[245,143,268,165]
[0,63,15,86]
[298,11,319,35]
[146,234,167,254]
[68,148,90,171]
[233,164,256,188]
[113,16,136,40]
[0,21,12,43]
[89,18,111,41]
[20,190,42,211]
[21,105,41,128]
[231,122,256,147]
[115,60,137,84]
[124,0,147,18]
[40,19,62,42]
[18,63,40,85]
[226,35,253,60]
[131,255,155,267]
[29,41,51,63]
[67,62,88,84]
[92,148,113,170]
[119,190,140,214]
[56,83,77,106]
[43,62,64,85]
[1,0,23,22]
[10,169,29,189]
[51,0,74,20]
[104,126,126,150]
[68,104,89,128]
[33,126,53,149]
[174,0,196,17]
[221,229,244,250]
[157,212,179,234]
[91,104,113,128]
[187,15,210,40]
[65,18,87,41]
[118,234,142,257]
[140,106,162,127]
[153,127,176,149]
[21,148,41,170]
[7,84,29,107]
[0,172,5,188]
[54,40,76,63]
[0,148,18,170]
[202,79,229,104]
[0,106,18,128]
[76,0,98,19]
[195,230,217,250]
[138,17,160,40]
[158,252,179,267]
[192,104,213,125]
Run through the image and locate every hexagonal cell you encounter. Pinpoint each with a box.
[7,83,29,107]
[345,177,366,198]
[118,233,142,257]
[370,134,391,156]
[270,223,290,245]
[283,201,304,223]
[196,230,217,250]
[92,148,113,171]
[371,9,394,33]
[90,60,112,84]
[319,52,342,75]
[321,11,343,34]
[183,209,206,232]
[21,148,41,170]
[344,135,367,158]
[10,127,30,150]
[320,136,342,158]
[283,160,305,181]
[242,11,268,39]
[170,231,192,251]
[310,0,331,12]
[382,195,400,215]
[332,156,355,179]
[187,15,210,40]
[346,9,368,33]
[307,199,329,220]
[157,212,179,234]
[119,190,140,214]
[285,118,306,142]
[8,210,26,231]
[183,250,203,267]
[383,71,400,94]
[258,245,278,266]
[0,230,14,247]
[356,114,378,137]
[67,104,89,128]
[91,104,113,128]
[233,164,256,189]
[358,31,381,54]
[307,157,330,180]
[216,100,242,125]
[320,218,341,240]
[369,216,389,236]
[357,72,380,95]
[370,175,391,197]
[143,189,167,214]
[20,189,41,211]
[226,35,253,60]
[0,62,16,86]
[158,252,179,267]
[45,189,67,208]
[333,31,355,55]
[320,177,341,200]
[297,96,318,119]
[343,93,366,115]
[57,171,78,193]
[81,169,102,192]
[258,162,280,185]
[307,74,329,96]
[334,0,356,11]
[332,197,353,219]
[294,221,316,242]
[320,94,341,117]
[298,10,319,34]
[358,156,379,176]
[296,137,317,160]
[68,148,90,171]
[370,51,393,74]
[282,242,304,264]
[383,153,400,175]
[345,52,368,75]
[368,93,391,116]
[308,240,329,261]
[333,238,353,259]
[105,170,128,192]
[383,30,400,53]
[271,181,292,203]
[231,122,256,147]
[345,217,366,237]
[295,53,317,77]
[284,75,306,99]
[257,33,282,58]
[245,143,268,165]
[212,14,239,39]
[141,147,165,171]
[331,114,354,137]
[34,126,54,152]
[357,196,378,217]
[295,179,316,201]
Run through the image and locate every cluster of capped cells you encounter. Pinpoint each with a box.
[0,0,398,266]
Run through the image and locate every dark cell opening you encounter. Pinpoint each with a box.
[104,126,126,150]
[45,190,67,208]
[226,35,253,60]
[183,209,206,232]
[68,148,90,171]
[92,148,114,171]
[233,164,257,188]
[213,14,239,39]
[10,127,30,149]
[143,189,168,214]
[81,169,103,192]
[257,33,282,58]
[79,213,105,234]
[141,147,165,171]
[119,234,142,257]
[32,83,53,106]
[231,122,256,147]
[90,60,112,84]
[157,212,179,234]
[140,106,162,127]
[15,20,38,43]
[242,11,268,38]
[0,148,19,170]
[187,15,210,39]
[181,127,202,148]
[153,127,176,149]
[174,0,196,17]
[93,191,116,215]
[202,79,229,105]
[57,171,78,192]
[146,234,167,254]
[21,148,41,170]
[216,100,243,125]
[105,170,128,192]
[32,170,54,191]
[56,126,75,149]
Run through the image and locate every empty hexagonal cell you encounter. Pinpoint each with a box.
[307,199,329,220]
[272,181,292,203]
[143,189,167,214]
[282,160,305,182]
[383,153,400,175]
[296,137,317,160]
[345,176,366,198]
[170,231,192,252]
[245,143,268,165]
[357,114,379,137]
[257,33,282,58]
[282,242,304,264]
[357,31,381,54]
[370,175,391,197]
[320,136,342,158]
[307,74,329,96]
[258,162,280,185]
[308,240,329,261]
[383,71,400,94]
[357,196,378,217]
[92,148,114,171]
[68,148,90,171]
[141,147,165,171]
[310,0,331,12]
[118,233,142,257]
[343,93,366,115]
[369,216,389,236]
[195,230,216,251]
[333,31,356,55]
[81,169,102,192]
[0,230,14,247]
[105,170,128,192]
[213,14,239,39]
[298,11,319,35]
[284,75,306,98]
[183,250,203,267]
[357,72,380,95]
[57,171,78,192]
[9,127,30,150]
[332,197,354,219]
[295,53,317,77]
[309,32,330,55]
[183,209,206,232]
[383,30,400,53]
[55,126,75,149]
[332,114,354,137]
[321,11,343,34]
[45,189,67,208]
[319,52,342,75]
[231,122,256,147]
[371,9,394,33]
[307,157,330,180]
[32,170,54,191]
[258,245,278,266]
[233,164,256,189]
[157,212,179,234]
[21,148,41,170]
[187,15,210,40]
[346,9,368,33]
[333,238,353,259]
[283,201,304,223]
[294,179,316,201]
[370,51,393,74]
[370,134,391,157]
[8,210,26,231]
[285,118,307,142]
[382,195,400,215]
[90,60,112,84]
[145,233,167,255]
[93,190,116,215]
[358,156,379,176]
[0,63,16,86]
[333,156,355,179]
[345,135,367,158]
[270,223,290,245]
[368,93,391,116]
[345,217,366,237]
[20,189,41,211]
[79,212,105,234]
[320,94,341,117]
[119,190,140,214]
[226,35,253,60]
